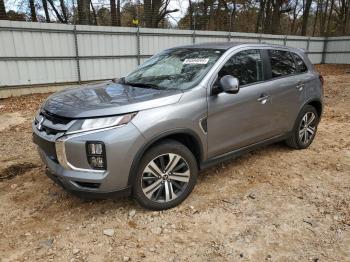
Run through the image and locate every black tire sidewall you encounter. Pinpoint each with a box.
[132,140,198,210]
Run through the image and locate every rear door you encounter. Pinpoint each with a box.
[265,49,306,133]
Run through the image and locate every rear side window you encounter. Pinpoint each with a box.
[218,49,263,86]
[291,53,308,73]
[269,50,297,78]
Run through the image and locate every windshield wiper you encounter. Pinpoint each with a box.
[125,81,163,90]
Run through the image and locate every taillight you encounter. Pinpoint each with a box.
[319,74,324,85]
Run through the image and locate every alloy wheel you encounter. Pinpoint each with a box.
[141,153,190,203]
[299,112,316,144]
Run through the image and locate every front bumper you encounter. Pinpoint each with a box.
[33,121,145,198]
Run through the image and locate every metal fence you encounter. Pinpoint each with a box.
[0,20,350,88]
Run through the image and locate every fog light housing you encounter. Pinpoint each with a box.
[86,142,106,170]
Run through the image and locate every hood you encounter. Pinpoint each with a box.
[43,81,183,118]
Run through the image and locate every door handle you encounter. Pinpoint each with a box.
[257,94,269,104]
[296,82,304,91]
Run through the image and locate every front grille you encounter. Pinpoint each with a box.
[36,110,73,136]
[41,110,72,125]
[40,125,62,136]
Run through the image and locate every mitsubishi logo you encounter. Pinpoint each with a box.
[37,116,45,131]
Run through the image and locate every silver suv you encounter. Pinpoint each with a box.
[33,42,324,210]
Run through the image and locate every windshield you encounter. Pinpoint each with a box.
[125,48,224,90]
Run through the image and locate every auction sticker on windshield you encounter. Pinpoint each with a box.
[183,58,209,65]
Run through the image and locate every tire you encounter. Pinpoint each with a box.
[132,139,198,210]
[286,105,319,149]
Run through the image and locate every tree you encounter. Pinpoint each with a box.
[42,0,50,22]
[60,0,68,22]
[0,0,7,20]
[29,0,37,22]
[78,0,90,24]
[110,0,121,26]
[47,0,65,22]
[301,0,312,35]
[144,0,179,28]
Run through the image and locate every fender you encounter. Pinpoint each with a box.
[127,128,205,187]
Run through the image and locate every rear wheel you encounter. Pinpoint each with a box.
[286,105,319,149]
[133,139,198,210]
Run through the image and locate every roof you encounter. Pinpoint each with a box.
[175,42,304,53]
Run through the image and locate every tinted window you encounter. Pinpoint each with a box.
[269,50,297,78]
[218,49,263,85]
[292,53,308,73]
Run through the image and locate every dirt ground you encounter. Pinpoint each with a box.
[0,64,349,262]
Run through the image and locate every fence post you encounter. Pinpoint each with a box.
[321,37,328,64]
[192,29,196,44]
[136,26,141,65]
[73,25,81,84]
[283,35,287,46]
[306,37,310,52]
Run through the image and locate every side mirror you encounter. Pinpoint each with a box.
[219,75,240,94]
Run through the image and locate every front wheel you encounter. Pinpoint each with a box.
[286,105,319,149]
[133,139,198,210]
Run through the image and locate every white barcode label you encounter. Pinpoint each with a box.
[183,58,209,65]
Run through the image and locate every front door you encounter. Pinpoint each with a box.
[207,49,278,158]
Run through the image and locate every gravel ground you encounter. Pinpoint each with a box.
[0,65,349,262]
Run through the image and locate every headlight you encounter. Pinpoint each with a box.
[66,113,136,134]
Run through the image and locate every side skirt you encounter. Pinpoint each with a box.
[200,134,289,170]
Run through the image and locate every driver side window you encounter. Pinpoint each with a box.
[218,49,263,86]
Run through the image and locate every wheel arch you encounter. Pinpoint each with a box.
[128,129,204,186]
[305,99,323,119]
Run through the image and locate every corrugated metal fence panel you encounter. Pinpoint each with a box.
[325,37,350,64]
[0,21,75,57]
[0,60,77,86]
[196,30,228,43]
[76,26,138,81]
[0,21,349,88]
[77,25,137,56]
[140,28,193,56]
[80,58,137,81]
[0,21,77,86]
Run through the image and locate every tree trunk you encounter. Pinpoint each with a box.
[60,0,68,22]
[78,0,90,25]
[0,0,7,20]
[345,0,350,34]
[29,0,37,22]
[110,0,117,26]
[270,0,281,34]
[325,0,334,35]
[90,1,97,25]
[264,0,272,33]
[313,0,320,36]
[116,0,121,26]
[42,0,50,22]
[301,0,312,35]
[144,0,152,27]
[188,0,193,30]
[320,0,330,35]
[290,0,298,34]
[255,0,265,33]
[47,0,65,22]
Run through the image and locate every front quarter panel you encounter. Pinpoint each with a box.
[131,87,208,160]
